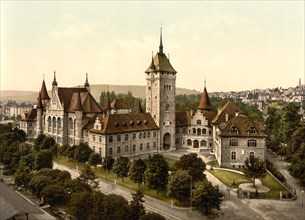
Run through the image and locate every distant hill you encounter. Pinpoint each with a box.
[1,85,200,103]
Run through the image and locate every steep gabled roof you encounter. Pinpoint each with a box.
[37,92,43,109]
[219,114,266,137]
[111,99,130,110]
[145,53,177,73]
[104,92,111,111]
[212,100,242,125]
[175,111,192,127]
[40,80,50,100]
[58,87,102,113]
[197,87,213,111]
[20,109,37,122]
[89,113,159,134]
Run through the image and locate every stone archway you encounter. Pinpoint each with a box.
[163,133,171,150]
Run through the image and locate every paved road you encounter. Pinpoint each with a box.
[54,150,305,220]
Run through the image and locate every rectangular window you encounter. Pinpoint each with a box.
[147,132,150,138]
[99,136,102,142]
[109,136,113,143]
[93,135,96,142]
[125,134,129,141]
[153,131,157,137]
[133,133,136,140]
[117,135,121,142]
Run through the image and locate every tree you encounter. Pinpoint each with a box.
[288,144,305,185]
[41,184,69,206]
[289,124,305,153]
[29,175,51,197]
[103,194,130,220]
[130,189,146,220]
[40,136,56,150]
[74,143,93,163]
[145,154,169,193]
[67,191,93,219]
[168,170,191,203]
[78,164,98,189]
[244,155,266,186]
[192,180,223,215]
[34,134,46,151]
[281,103,301,144]
[88,191,106,220]
[65,145,77,160]
[88,152,102,168]
[34,149,53,170]
[64,178,92,194]
[129,158,147,187]
[173,153,206,183]
[102,156,115,171]
[15,161,33,191]
[140,212,165,220]
[112,157,130,182]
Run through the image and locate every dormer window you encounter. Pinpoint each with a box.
[230,126,239,134]
[248,127,257,134]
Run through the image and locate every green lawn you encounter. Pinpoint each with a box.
[209,169,252,187]
[209,168,290,199]
[207,160,220,168]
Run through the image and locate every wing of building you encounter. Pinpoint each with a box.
[20,30,267,167]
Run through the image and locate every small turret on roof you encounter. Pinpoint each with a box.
[40,80,50,100]
[104,92,111,111]
[135,100,144,113]
[197,82,213,111]
[84,73,90,88]
[52,71,58,86]
[37,92,43,109]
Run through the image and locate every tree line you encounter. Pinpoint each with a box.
[265,102,305,185]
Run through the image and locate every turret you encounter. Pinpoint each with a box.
[75,91,83,145]
[84,73,90,92]
[197,81,213,112]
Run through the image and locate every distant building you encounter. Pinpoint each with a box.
[21,30,266,167]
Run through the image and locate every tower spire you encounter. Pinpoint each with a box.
[159,26,163,54]
[52,70,57,86]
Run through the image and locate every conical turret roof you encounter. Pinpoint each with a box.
[197,86,213,111]
[37,92,43,109]
[104,92,111,111]
[40,80,50,100]
[135,101,144,113]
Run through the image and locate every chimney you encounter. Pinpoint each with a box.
[225,114,229,122]
[235,111,239,117]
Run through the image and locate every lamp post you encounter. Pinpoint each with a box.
[302,190,304,208]
[190,175,192,212]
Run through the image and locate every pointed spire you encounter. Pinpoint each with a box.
[104,91,111,111]
[149,51,156,70]
[135,100,143,113]
[159,26,163,54]
[85,73,89,87]
[75,90,82,111]
[52,70,58,86]
[37,92,43,109]
[40,79,50,100]
[197,82,213,111]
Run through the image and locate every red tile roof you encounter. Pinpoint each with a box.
[111,99,130,110]
[40,80,50,100]
[90,113,159,135]
[20,109,37,122]
[212,100,243,125]
[197,87,213,111]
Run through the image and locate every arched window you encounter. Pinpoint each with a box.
[169,84,172,90]
[143,132,146,138]
[165,103,169,111]
[193,140,199,148]
[247,139,257,147]
[109,148,113,155]
[250,152,255,158]
[140,143,143,150]
[117,147,121,154]
[69,118,73,130]
[48,116,51,132]
[248,127,257,134]
[197,128,201,136]
[57,118,61,130]
[99,147,102,155]
[133,144,136,152]
[230,126,239,134]
[147,132,150,138]
[125,146,128,152]
[153,142,156,148]
[139,133,142,139]
[202,128,207,135]
[147,143,150,149]
[52,117,56,133]
[231,151,237,160]
[200,140,207,147]
[197,120,201,125]
[192,128,196,134]
[187,139,192,146]
[229,139,239,146]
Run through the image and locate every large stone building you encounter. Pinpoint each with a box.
[21,31,266,167]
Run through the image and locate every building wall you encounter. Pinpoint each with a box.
[88,130,159,158]
[220,137,266,168]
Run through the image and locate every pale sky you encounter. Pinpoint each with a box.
[1,1,304,93]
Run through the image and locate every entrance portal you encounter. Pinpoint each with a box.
[163,133,171,150]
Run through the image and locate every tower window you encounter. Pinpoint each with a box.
[165,103,169,111]
[148,86,151,90]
